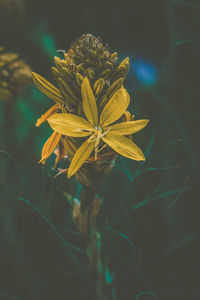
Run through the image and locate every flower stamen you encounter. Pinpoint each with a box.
[88,127,111,160]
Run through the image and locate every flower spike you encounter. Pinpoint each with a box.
[33,34,149,181]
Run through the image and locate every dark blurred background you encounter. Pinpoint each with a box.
[0,0,200,299]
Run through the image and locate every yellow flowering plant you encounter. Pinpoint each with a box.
[32,34,149,181]
[32,34,150,294]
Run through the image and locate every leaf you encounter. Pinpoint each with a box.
[102,134,145,161]
[67,138,95,178]
[48,113,94,137]
[100,86,130,127]
[107,119,149,135]
[39,131,61,164]
[81,77,98,126]
[36,104,60,127]
[32,72,64,104]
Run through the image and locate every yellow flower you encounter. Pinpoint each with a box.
[47,77,149,178]
[32,35,149,180]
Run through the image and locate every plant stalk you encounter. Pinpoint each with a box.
[73,185,109,300]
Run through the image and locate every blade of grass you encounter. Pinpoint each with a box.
[153,185,191,203]
[136,291,156,299]
[132,196,150,211]
[132,165,180,181]
[16,197,84,273]
[147,232,199,266]
[168,177,190,210]
[166,232,199,255]
[176,38,200,46]
[149,88,198,177]
[106,226,135,252]
[0,148,20,172]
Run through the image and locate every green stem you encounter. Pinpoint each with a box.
[75,185,108,299]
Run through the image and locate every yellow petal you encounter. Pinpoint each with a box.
[32,72,64,104]
[113,57,130,79]
[100,86,130,127]
[36,104,60,127]
[81,77,98,126]
[93,78,105,96]
[106,78,123,99]
[39,131,61,164]
[48,113,94,137]
[64,137,78,158]
[102,134,145,161]
[67,138,95,178]
[107,119,149,135]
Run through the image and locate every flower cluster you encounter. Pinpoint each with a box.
[0,47,31,100]
[32,34,149,181]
